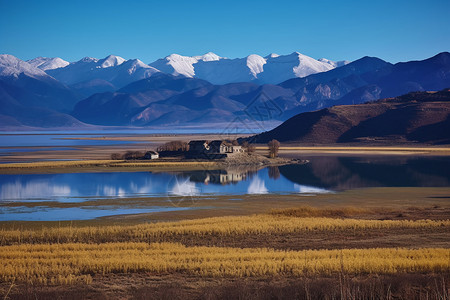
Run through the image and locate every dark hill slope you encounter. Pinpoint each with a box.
[249,89,450,145]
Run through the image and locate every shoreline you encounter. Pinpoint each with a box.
[0,153,305,174]
[0,146,449,173]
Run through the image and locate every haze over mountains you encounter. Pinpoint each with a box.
[0,51,449,131]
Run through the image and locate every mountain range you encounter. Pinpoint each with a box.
[149,52,347,85]
[0,51,449,130]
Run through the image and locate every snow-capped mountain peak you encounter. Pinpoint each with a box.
[289,52,335,78]
[151,54,198,77]
[27,57,69,71]
[98,55,126,68]
[193,52,222,62]
[79,57,99,63]
[125,58,148,67]
[257,51,338,83]
[121,59,159,75]
[45,55,160,89]
[149,51,349,84]
[22,51,351,90]
[0,54,48,78]
[246,54,266,77]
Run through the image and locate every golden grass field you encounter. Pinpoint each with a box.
[1,242,448,285]
[1,213,449,287]
[1,214,449,245]
[1,202,449,299]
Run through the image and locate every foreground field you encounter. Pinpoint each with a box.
[1,207,449,299]
[1,243,448,284]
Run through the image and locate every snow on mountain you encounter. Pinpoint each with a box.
[192,55,264,84]
[97,55,126,68]
[27,57,70,71]
[79,57,99,63]
[318,58,350,68]
[193,52,221,62]
[256,52,339,84]
[265,53,280,58]
[111,59,160,84]
[150,52,347,85]
[247,54,266,77]
[46,55,160,89]
[0,54,49,78]
[151,54,198,77]
[0,54,82,117]
[150,52,222,78]
[259,52,334,84]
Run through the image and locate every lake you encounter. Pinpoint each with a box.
[0,129,249,147]
[1,155,449,221]
[0,132,141,147]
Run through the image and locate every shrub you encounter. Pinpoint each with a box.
[123,151,145,160]
[110,153,123,160]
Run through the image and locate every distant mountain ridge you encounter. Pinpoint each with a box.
[27,57,69,71]
[249,89,450,145]
[46,55,160,97]
[24,51,349,89]
[149,52,348,85]
[0,52,449,130]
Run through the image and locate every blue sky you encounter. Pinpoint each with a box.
[1,0,449,63]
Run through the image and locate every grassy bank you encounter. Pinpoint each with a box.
[0,159,219,174]
[270,146,450,155]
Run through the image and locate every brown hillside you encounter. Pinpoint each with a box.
[251,89,450,145]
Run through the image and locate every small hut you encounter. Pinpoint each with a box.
[144,151,159,159]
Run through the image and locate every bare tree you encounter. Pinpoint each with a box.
[241,141,256,154]
[268,139,280,158]
[157,141,189,152]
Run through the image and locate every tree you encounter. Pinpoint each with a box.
[241,141,256,154]
[157,141,189,152]
[268,139,280,158]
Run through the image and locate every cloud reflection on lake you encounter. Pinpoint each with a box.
[247,177,268,194]
[169,178,199,196]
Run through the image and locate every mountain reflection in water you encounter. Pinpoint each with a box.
[0,156,449,203]
[279,156,450,190]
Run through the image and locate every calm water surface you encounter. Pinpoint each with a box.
[1,156,449,221]
[0,130,242,147]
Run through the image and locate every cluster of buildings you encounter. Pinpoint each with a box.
[145,140,245,160]
[187,140,245,158]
